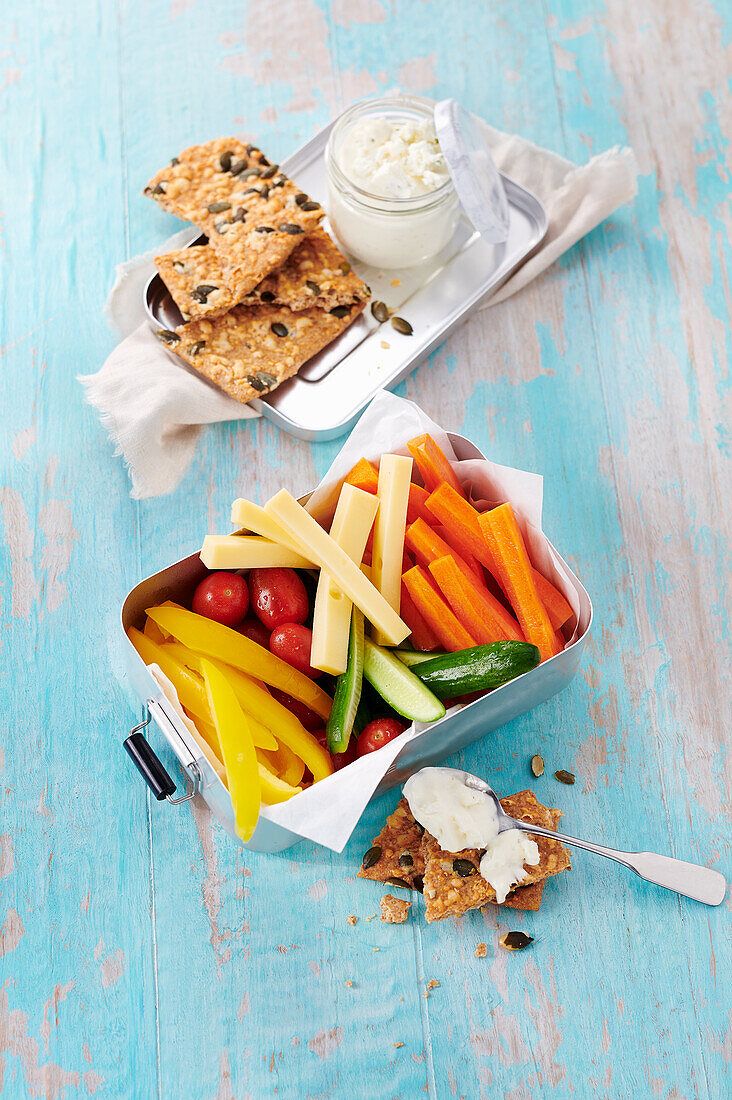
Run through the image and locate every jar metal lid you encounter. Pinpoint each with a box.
[433,98,510,243]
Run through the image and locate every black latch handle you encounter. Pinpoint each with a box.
[124,730,176,801]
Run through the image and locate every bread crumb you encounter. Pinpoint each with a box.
[390,278,401,286]
[345,980,353,987]
[380,894,411,924]
[426,979,439,990]
[347,915,357,926]
[394,1042,404,1048]
[365,914,376,922]
[380,340,390,349]
[475,942,488,958]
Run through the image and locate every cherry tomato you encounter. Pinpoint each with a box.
[191,571,249,627]
[269,623,320,678]
[269,688,321,731]
[313,730,357,771]
[249,568,309,630]
[356,718,408,757]
[236,616,271,649]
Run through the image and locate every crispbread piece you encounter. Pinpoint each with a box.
[144,137,324,300]
[155,229,369,322]
[163,298,365,406]
[422,790,571,923]
[380,894,411,924]
[154,246,237,322]
[357,798,426,890]
[244,228,369,312]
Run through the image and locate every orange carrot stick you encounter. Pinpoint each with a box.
[478,504,562,661]
[407,434,465,497]
[400,582,440,651]
[345,457,379,494]
[428,555,525,644]
[402,565,476,652]
[406,483,434,525]
[532,570,573,630]
[406,518,485,589]
[425,482,494,568]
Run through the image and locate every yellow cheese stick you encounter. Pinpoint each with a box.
[371,454,413,645]
[264,489,410,646]
[201,534,314,571]
[311,484,379,674]
[230,498,312,560]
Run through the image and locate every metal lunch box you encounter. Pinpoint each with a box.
[120,431,593,853]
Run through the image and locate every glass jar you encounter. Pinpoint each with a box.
[325,95,460,269]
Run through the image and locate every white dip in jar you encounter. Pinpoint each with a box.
[326,96,460,269]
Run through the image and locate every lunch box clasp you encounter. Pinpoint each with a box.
[124,705,201,806]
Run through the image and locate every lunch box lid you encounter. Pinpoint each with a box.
[434,98,510,244]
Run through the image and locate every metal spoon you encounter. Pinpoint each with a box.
[450,770,727,906]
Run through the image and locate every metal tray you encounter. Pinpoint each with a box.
[145,121,547,441]
[120,432,592,853]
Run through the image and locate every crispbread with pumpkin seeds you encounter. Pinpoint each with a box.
[163,298,365,406]
[154,246,238,322]
[243,228,369,312]
[422,790,571,922]
[155,229,369,322]
[357,798,426,890]
[144,137,324,301]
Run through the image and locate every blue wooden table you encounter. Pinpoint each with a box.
[1,2,729,1097]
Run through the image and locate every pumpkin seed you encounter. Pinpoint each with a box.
[555,769,575,785]
[260,164,278,179]
[207,201,231,214]
[255,226,275,233]
[190,283,218,304]
[339,261,352,275]
[271,322,288,338]
[239,167,261,180]
[371,301,389,323]
[219,150,233,172]
[189,340,206,356]
[272,176,287,188]
[173,260,185,272]
[398,852,414,869]
[240,188,259,197]
[362,845,382,870]
[306,280,321,295]
[260,291,276,303]
[500,931,533,951]
[214,221,231,234]
[247,371,278,392]
[294,192,309,206]
[453,859,477,878]
[258,184,270,200]
[246,143,257,156]
[531,754,545,778]
[391,315,413,335]
[232,207,246,222]
[329,305,350,318]
[259,155,270,166]
[152,181,166,195]
[386,876,411,890]
[279,223,304,235]
[170,156,180,166]
[300,200,320,211]
[230,159,248,176]
[156,329,180,345]
[412,875,424,893]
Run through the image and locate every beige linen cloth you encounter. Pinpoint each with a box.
[80,125,637,499]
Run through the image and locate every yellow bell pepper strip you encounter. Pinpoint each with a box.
[182,714,228,787]
[143,616,168,645]
[201,658,261,841]
[146,605,332,721]
[167,645,278,752]
[205,664,332,782]
[129,628,211,722]
[254,751,303,804]
[262,742,307,787]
